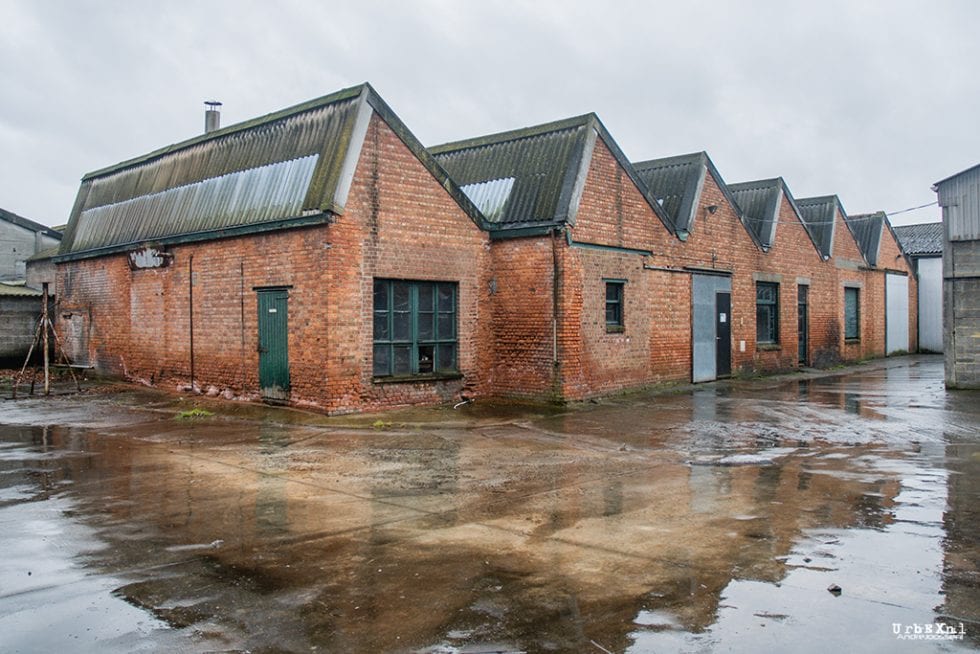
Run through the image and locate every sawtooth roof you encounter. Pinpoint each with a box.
[57,83,489,261]
[795,195,845,259]
[893,222,943,257]
[632,151,764,249]
[728,177,821,255]
[430,114,673,237]
[844,211,886,266]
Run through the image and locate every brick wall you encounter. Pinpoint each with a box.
[57,112,492,414]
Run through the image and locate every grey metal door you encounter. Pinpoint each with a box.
[692,274,732,383]
[257,289,290,401]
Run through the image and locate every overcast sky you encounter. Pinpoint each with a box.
[2,0,976,228]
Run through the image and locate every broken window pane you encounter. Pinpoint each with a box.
[418,345,434,373]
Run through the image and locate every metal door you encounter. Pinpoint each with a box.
[886,273,909,354]
[797,285,808,365]
[692,274,732,382]
[257,289,290,400]
[715,292,732,378]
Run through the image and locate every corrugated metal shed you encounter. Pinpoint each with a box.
[57,83,491,261]
[893,222,943,257]
[633,152,705,232]
[432,114,672,235]
[844,212,885,266]
[795,195,840,259]
[934,163,980,241]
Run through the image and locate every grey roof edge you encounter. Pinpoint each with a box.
[727,177,824,257]
[795,194,845,259]
[881,214,915,271]
[82,85,367,182]
[0,207,63,240]
[636,153,766,250]
[632,151,705,233]
[844,211,886,266]
[700,155,766,251]
[777,179,826,259]
[934,162,980,187]
[585,114,675,233]
[360,84,492,232]
[429,114,597,155]
[432,112,674,234]
[60,83,492,257]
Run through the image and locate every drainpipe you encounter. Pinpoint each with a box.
[189,255,195,391]
[552,228,562,398]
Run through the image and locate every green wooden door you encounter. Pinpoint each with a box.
[257,289,290,400]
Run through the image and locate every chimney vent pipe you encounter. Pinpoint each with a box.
[204,100,222,133]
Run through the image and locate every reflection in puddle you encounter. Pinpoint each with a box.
[0,357,976,652]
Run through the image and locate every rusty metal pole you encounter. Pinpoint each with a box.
[42,282,50,396]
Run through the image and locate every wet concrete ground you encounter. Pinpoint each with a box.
[0,355,977,653]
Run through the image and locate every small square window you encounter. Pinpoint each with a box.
[605,281,624,332]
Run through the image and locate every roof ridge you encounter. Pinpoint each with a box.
[429,114,595,155]
[83,83,370,181]
[632,151,706,171]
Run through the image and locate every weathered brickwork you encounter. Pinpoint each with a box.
[55,108,919,412]
[57,113,492,414]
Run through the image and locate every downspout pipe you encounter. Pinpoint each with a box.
[189,255,195,392]
[552,227,562,399]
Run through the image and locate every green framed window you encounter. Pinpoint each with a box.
[844,287,860,340]
[756,282,779,344]
[605,281,625,332]
[373,279,457,377]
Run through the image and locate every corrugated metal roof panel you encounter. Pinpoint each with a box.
[728,179,781,248]
[845,212,885,266]
[433,123,588,227]
[795,196,839,259]
[0,282,43,297]
[893,222,943,256]
[460,177,516,222]
[71,156,319,253]
[60,91,363,256]
[633,153,705,231]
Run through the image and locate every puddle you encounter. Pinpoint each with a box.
[0,356,976,652]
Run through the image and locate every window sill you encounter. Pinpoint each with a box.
[372,372,463,384]
[756,343,781,351]
[844,338,861,345]
[605,326,625,334]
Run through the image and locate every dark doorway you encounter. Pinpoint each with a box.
[797,285,809,365]
[715,292,732,378]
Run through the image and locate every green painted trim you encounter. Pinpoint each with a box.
[53,213,332,263]
[488,225,558,240]
[570,240,652,256]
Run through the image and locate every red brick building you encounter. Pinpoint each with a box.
[51,84,917,412]
[54,85,494,413]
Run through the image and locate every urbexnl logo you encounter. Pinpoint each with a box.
[893,622,966,641]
